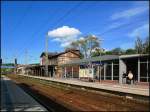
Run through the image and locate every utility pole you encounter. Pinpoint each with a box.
[25,50,28,75]
[13,51,17,75]
[14,58,17,75]
[99,38,104,82]
[45,35,49,77]
[0,58,2,65]
[25,50,28,65]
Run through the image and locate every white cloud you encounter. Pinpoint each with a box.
[61,41,71,47]
[108,22,126,29]
[79,37,84,40]
[48,26,81,47]
[92,34,96,37]
[111,6,148,20]
[128,23,149,38]
[48,26,81,38]
[108,2,149,31]
[52,38,61,42]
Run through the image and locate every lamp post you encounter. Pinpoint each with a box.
[99,49,102,82]
[45,35,49,77]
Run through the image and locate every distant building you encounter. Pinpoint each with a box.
[27,49,81,78]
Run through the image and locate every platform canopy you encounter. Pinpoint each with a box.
[60,55,119,67]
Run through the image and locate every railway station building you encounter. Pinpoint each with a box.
[18,49,81,78]
[17,53,149,84]
[60,54,149,84]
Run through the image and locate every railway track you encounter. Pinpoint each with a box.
[7,74,150,112]
[17,83,71,112]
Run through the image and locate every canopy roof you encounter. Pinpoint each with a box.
[60,54,149,66]
[60,55,119,66]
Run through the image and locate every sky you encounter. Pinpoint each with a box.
[1,1,149,64]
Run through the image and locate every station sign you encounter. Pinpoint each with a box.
[80,61,104,68]
[92,61,104,66]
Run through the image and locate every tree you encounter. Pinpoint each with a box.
[86,35,100,58]
[105,51,113,55]
[91,47,101,57]
[135,36,143,54]
[125,48,136,54]
[143,36,149,54]
[111,47,124,55]
[70,35,100,59]
[68,41,79,50]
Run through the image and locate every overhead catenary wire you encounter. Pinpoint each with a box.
[49,1,83,29]
[16,5,61,61]
[10,4,33,35]
[4,4,33,64]
[81,17,148,42]
[16,2,147,64]
[78,17,147,55]
[17,2,83,64]
[94,17,148,38]
[18,17,146,64]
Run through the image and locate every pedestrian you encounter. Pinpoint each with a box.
[128,71,133,85]
[122,72,127,84]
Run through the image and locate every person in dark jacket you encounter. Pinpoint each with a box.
[122,72,127,84]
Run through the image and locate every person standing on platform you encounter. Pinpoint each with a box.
[128,71,133,85]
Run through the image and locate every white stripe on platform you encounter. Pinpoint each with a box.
[1,76,47,111]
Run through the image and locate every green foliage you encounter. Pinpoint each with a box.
[125,49,136,54]
[2,63,15,66]
[105,51,113,55]
[135,36,143,54]
[70,35,100,58]
[1,68,14,75]
[69,35,149,57]
[91,47,106,57]
[135,36,149,54]
[30,63,40,65]
[143,37,149,54]
[91,50,101,57]
[111,47,124,55]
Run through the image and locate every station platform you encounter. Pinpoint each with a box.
[19,74,149,97]
[0,76,47,111]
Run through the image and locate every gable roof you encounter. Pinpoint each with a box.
[40,52,58,58]
[40,49,81,59]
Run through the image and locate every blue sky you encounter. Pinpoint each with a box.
[1,1,149,64]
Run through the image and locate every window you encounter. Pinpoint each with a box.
[113,65,119,80]
[106,65,111,80]
[101,67,104,80]
[140,63,147,82]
